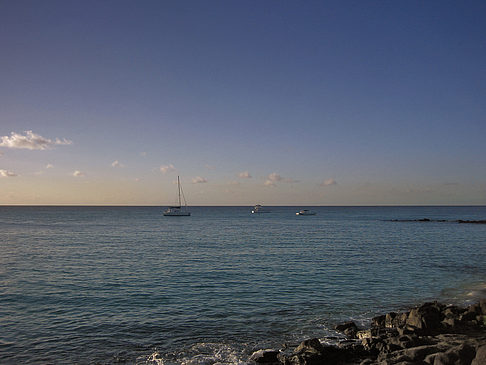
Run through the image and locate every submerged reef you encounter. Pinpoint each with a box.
[250,300,486,364]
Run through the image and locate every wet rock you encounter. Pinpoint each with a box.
[372,314,386,328]
[472,344,486,365]
[250,349,280,363]
[334,321,358,338]
[480,299,486,314]
[356,329,372,339]
[406,302,444,334]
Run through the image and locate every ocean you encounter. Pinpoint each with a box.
[1,206,485,364]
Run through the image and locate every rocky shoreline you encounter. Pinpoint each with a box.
[250,300,486,364]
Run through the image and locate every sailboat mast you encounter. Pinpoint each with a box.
[178,176,181,207]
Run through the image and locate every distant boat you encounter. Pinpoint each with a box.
[163,176,191,216]
[296,209,316,216]
[251,204,270,214]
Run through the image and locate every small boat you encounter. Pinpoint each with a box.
[296,209,316,216]
[163,176,191,216]
[251,204,270,214]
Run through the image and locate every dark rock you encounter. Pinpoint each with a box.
[385,312,397,328]
[372,314,386,328]
[334,321,358,338]
[472,344,486,365]
[432,343,475,365]
[293,338,324,355]
[442,306,462,319]
[359,359,374,365]
[284,337,368,365]
[403,345,440,361]
[480,299,486,315]
[250,349,280,363]
[459,311,477,322]
[406,302,443,334]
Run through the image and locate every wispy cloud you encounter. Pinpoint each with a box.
[228,180,240,186]
[160,164,176,174]
[264,172,298,186]
[267,172,283,182]
[264,180,276,187]
[238,171,252,179]
[205,164,216,170]
[192,176,208,184]
[0,169,17,177]
[111,160,124,168]
[72,170,85,177]
[320,178,337,186]
[0,130,72,150]
[46,163,54,169]
[140,152,147,157]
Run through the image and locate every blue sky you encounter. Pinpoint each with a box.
[1,1,485,205]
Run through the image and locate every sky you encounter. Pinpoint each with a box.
[1,0,485,205]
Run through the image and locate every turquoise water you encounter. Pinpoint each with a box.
[1,206,485,364]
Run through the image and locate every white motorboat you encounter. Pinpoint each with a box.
[163,176,191,216]
[296,209,316,216]
[251,204,270,214]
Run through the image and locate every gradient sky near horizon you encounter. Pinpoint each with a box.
[1,0,485,205]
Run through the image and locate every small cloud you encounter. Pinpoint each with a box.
[205,164,216,170]
[46,163,54,169]
[111,160,124,168]
[228,180,240,186]
[134,178,140,182]
[267,172,283,182]
[0,152,3,157]
[0,130,72,150]
[320,178,337,186]
[264,180,276,187]
[238,171,252,179]
[264,172,297,186]
[0,169,17,177]
[192,176,208,184]
[73,170,85,177]
[140,152,147,157]
[160,164,176,174]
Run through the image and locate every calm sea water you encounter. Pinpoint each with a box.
[1,206,485,364]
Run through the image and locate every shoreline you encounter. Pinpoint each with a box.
[250,300,486,364]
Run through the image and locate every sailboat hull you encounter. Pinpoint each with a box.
[163,211,191,216]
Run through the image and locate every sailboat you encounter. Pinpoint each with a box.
[163,176,191,216]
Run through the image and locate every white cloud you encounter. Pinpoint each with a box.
[228,180,240,186]
[238,171,252,179]
[264,180,276,187]
[0,130,72,150]
[264,172,298,186]
[160,164,176,174]
[73,170,85,177]
[111,160,124,168]
[140,152,147,157]
[0,169,17,177]
[205,164,216,170]
[267,172,283,182]
[192,176,208,184]
[321,178,337,186]
[46,163,54,169]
